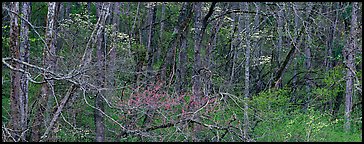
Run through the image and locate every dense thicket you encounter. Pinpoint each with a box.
[2,2,362,142]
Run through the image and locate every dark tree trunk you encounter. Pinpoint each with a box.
[176,19,190,95]
[155,2,166,63]
[275,3,284,88]
[160,3,193,83]
[146,3,157,81]
[9,2,21,141]
[94,2,111,142]
[192,2,203,103]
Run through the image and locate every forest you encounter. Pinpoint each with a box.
[1,2,362,142]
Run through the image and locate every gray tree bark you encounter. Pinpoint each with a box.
[19,2,31,141]
[275,3,284,88]
[94,2,111,142]
[229,3,237,86]
[242,2,251,141]
[344,2,357,132]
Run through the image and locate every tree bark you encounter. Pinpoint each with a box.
[19,2,31,141]
[326,2,338,71]
[146,3,157,80]
[304,3,312,90]
[176,17,190,95]
[155,2,166,63]
[229,3,237,86]
[275,3,284,88]
[94,2,111,142]
[192,2,203,104]
[110,2,120,88]
[242,2,251,141]
[9,2,21,141]
[344,2,357,132]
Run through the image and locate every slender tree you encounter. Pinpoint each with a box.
[19,2,31,141]
[146,2,157,80]
[344,2,357,132]
[95,2,111,142]
[242,2,251,141]
[9,2,21,141]
[31,2,58,142]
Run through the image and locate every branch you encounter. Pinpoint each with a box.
[2,57,81,86]
[40,84,78,141]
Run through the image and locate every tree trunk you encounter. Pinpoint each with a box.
[275,3,284,88]
[344,2,357,132]
[161,3,192,83]
[326,2,338,71]
[31,2,58,142]
[19,2,31,141]
[192,2,203,104]
[304,3,312,90]
[9,2,21,141]
[289,2,300,103]
[242,2,251,141]
[94,2,111,142]
[229,3,237,86]
[110,2,120,88]
[176,18,189,95]
[146,3,157,80]
[155,2,166,63]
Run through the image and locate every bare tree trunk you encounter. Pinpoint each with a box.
[242,2,251,141]
[176,26,189,95]
[146,3,157,80]
[304,3,312,90]
[31,3,58,142]
[95,2,111,142]
[252,2,262,93]
[302,3,313,111]
[110,2,120,88]
[9,2,21,141]
[293,2,300,88]
[344,2,357,132]
[275,3,284,88]
[229,3,237,86]
[326,2,338,71]
[192,2,203,105]
[155,2,165,63]
[19,2,31,141]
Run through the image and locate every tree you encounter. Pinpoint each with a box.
[344,2,358,132]
[192,2,203,106]
[146,2,157,80]
[94,2,111,142]
[19,2,31,141]
[9,2,21,141]
[241,2,251,141]
[32,2,58,142]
